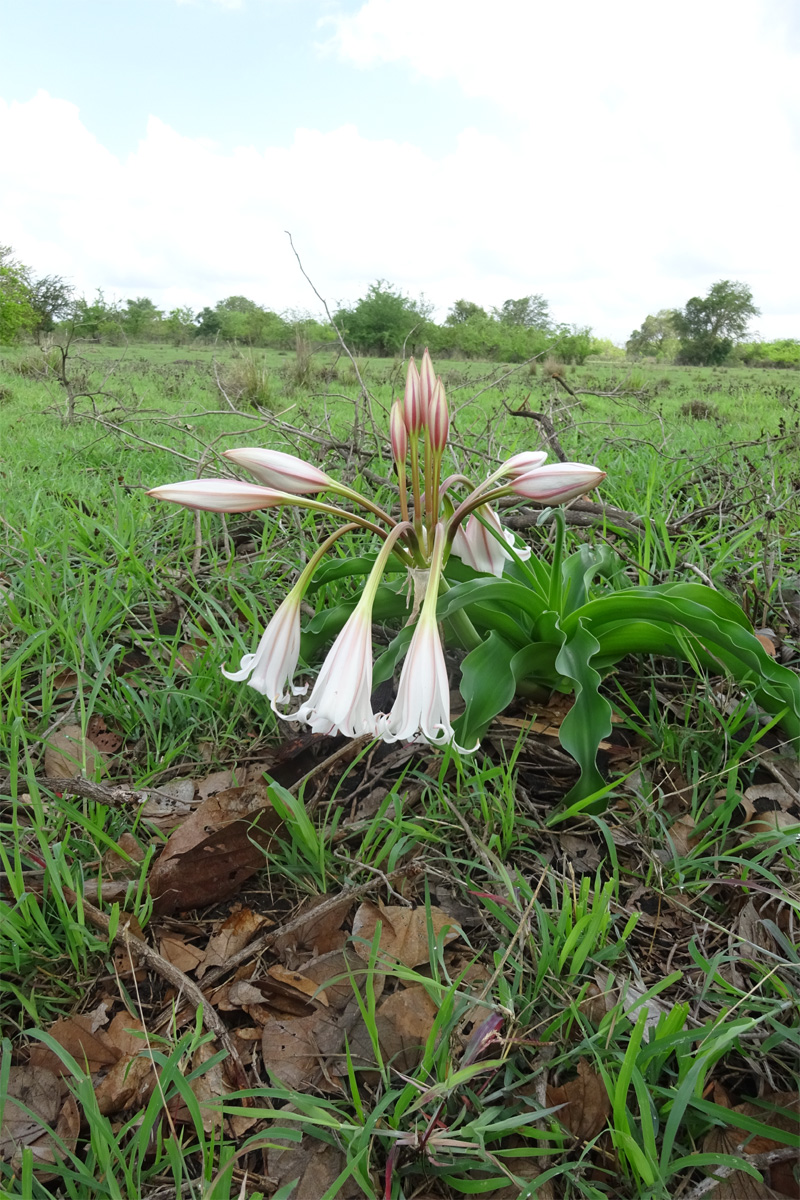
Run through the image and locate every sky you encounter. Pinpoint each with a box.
[1,0,799,344]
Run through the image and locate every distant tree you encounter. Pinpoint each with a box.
[673,280,759,365]
[195,306,223,339]
[626,310,679,358]
[163,306,196,346]
[0,245,36,343]
[491,294,552,330]
[445,299,488,325]
[554,325,594,365]
[123,296,163,340]
[28,274,75,340]
[336,281,432,356]
[73,290,122,341]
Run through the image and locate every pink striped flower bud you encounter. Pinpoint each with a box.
[419,348,436,422]
[403,357,422,434]
[510,463,606,504]
[390,399,408,464]
[147,478,288,511]
[428,377,449,452]
[223,448,332,494]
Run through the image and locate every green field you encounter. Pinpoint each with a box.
[1,344,799,1199]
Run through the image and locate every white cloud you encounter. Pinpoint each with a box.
[0,74,798,340]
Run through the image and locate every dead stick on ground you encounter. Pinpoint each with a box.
[681,1145,800,1200]
[61,887,250,1090]
[197,857,427,991]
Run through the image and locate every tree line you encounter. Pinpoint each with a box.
[1,244,794,366]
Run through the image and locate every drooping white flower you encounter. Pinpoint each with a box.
[380,524,478,753]
[283,522,414,739]
[286,605,378,738]
[222,590,306,710]
[451,504,531,577]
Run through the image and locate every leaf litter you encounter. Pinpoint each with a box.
[5,686,800,1197]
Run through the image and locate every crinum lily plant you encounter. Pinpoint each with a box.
[150,350,799,809]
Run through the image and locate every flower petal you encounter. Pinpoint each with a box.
[223,448,332,494]
[221,592,306,709]
[148,479,285,511]
[510,462,605,503]
[287,608,378,738]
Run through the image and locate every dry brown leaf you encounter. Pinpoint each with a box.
[44,725,108,780]
[376,986,438,1073]
[159,934,207,973]
[147,781,283,915]
[197,907,272,977]
[0,1066,62,1160]
[546,1059,610,1142]
[268,964,330,1007]
[703,1091,800,1199]
[40,1014,120,1074]
[267,1129,361,1200]
[102,832,145,879]
[351,902,461,968]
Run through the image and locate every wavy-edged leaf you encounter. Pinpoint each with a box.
[567,590,800,740]
[453,632,520,747]
[554,620,613,806]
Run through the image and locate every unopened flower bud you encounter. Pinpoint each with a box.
[390,399,408,463]
[403,357,422,434]
[428,378,449,452]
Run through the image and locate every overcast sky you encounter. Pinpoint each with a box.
[1,0,798,343]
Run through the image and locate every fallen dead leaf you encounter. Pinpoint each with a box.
[147,781,283,915]
[546,1059,610,1142]
[44,724,108,780]
[0,1066,62,1160]
[703,1091,800,1199]
[159,934,207,974]
[351,902,461,968]
[375,986,438,1074]
[267,1125,361,1200]
[197,907,272,978]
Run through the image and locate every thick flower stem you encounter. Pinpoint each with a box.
[437,575,483,652]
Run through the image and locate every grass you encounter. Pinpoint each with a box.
[0,342,799,1198]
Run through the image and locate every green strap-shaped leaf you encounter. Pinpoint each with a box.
[437,576,548,626]
[567,591,799,740]
[453,631,520,747]
[554,619,613,807]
